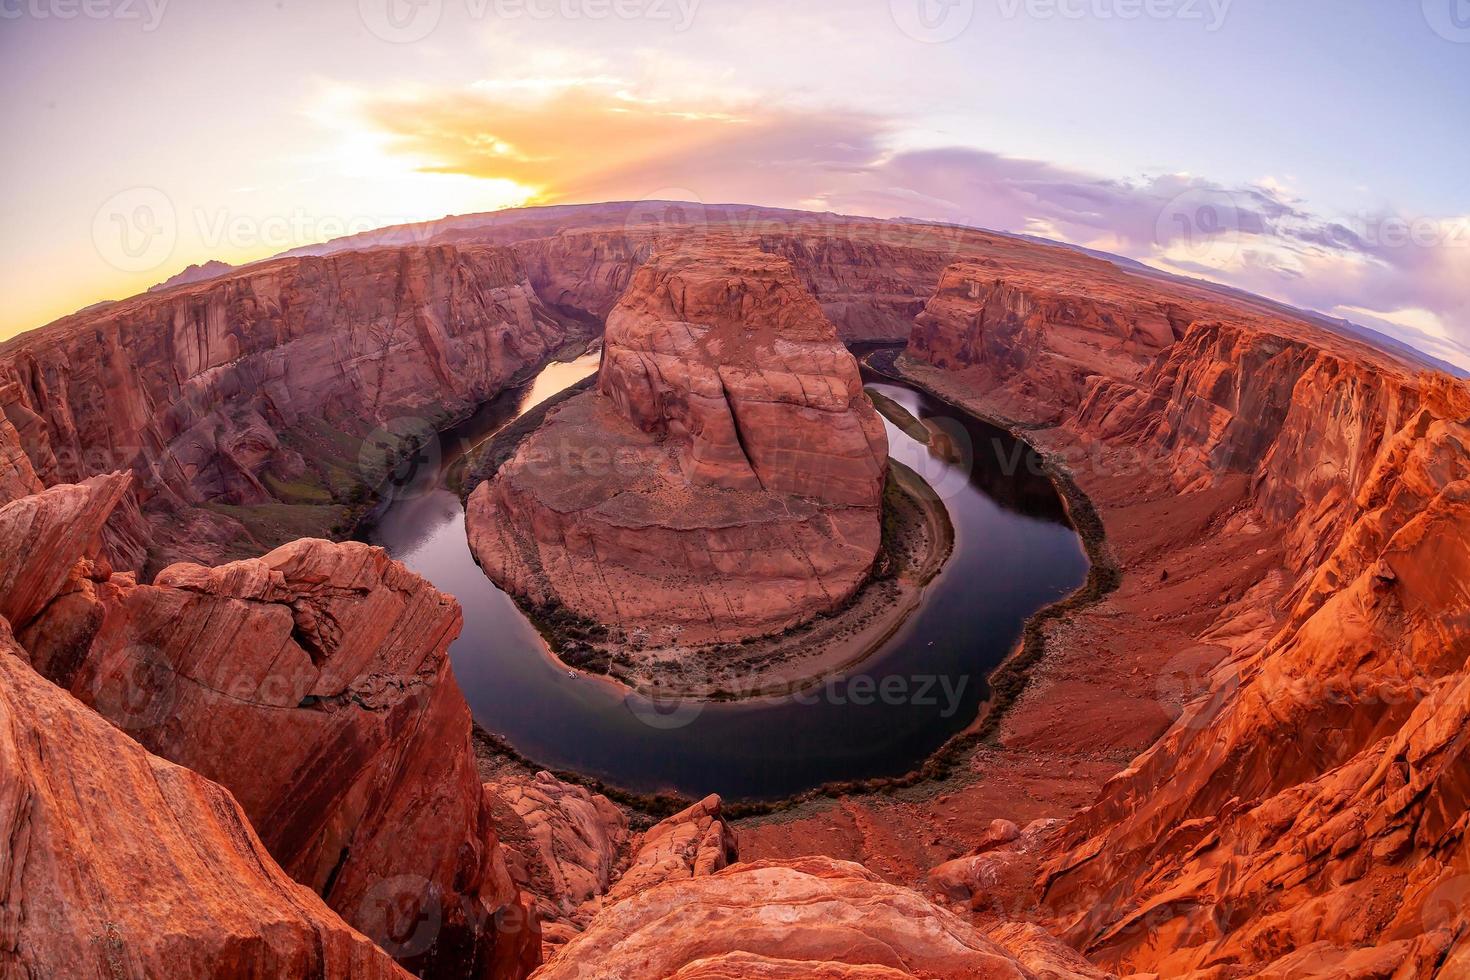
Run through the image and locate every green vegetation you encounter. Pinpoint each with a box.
[204,501,349,551]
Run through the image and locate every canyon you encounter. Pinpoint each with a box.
[2,202,1467,978]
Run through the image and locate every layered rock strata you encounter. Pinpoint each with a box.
[905,263,1218,426]
[533,857,1099,979]
[1,477,541,979]
[1034,324,1470,975]
[0,243,568,573]
[0,620,413,979]
[468,246,887,645]
[901,273,1470,976]
[484,771,631,939]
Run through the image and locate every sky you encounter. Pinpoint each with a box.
[3,0,1468,369]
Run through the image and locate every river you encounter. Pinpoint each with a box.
[359,350,1087,800]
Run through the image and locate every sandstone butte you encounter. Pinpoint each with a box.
[467,244,889,645]
[1,202,1468,979]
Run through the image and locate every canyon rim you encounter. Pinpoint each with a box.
[4,6,1470,978]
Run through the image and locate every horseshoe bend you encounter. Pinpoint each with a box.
[3,200,1468,980]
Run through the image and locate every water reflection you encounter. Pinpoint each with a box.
[360,354,1087,801]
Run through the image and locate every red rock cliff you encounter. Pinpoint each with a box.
[1037,327,1470,974]
[467,245,887,645]
[0,244,568,573]
[1,477,541,979]
[0,619,414,979]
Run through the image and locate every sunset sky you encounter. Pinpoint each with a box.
[3,0,1468,368]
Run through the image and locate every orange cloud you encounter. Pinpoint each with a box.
[356,85,886,206]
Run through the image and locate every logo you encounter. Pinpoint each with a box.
[360,417,443,502]
[623,692,705,730]
[92,187,176,273]
[891,0,975,43]
[359,0,443,42]
[357,875,443,958]
[1424,0,1470,42]
[1156,186,1242,266]
[624,191,709,255]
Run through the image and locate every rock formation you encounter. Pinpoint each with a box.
[0,416,41,505]
[1,477,541,979]
[468,245,887,645]
[900,263,1470,975]
[0,243,570,574]
[605,794,737,904]
[532,856,1097,979]
[484,771,631,939]
[906,262,1207,426]
[512,222,958,342]
[0,618,411,979]
[7,201,1470,980]
[1034,323,1470,975]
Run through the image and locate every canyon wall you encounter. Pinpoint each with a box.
[0,619,414,979]
[0,243,570,573]
[1,476,541,979]
[468,244,887,645]
[1036,320,1470,975]
[902,262,1470,975]
[511,222,959,342]
[905,262,1213,426]
[7,203,1469,979]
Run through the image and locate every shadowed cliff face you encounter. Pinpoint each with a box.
[0,476,541,980]
[468,244,888,645]
[0,243,569,575]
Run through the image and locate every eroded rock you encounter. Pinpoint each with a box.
[3,481,540,979]
[0,619,411,979]
[469,244,887,645]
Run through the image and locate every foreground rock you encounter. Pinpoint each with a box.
[469,245,887,645]
[0,619,410,979]
[534,856,1098,979]
[0,243,569,573]
[3,480,539,978]
[606,794,737,904]
[484,771,631,939]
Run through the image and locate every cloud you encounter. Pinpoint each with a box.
[350,80,886,206]
[341,76,1470,372]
